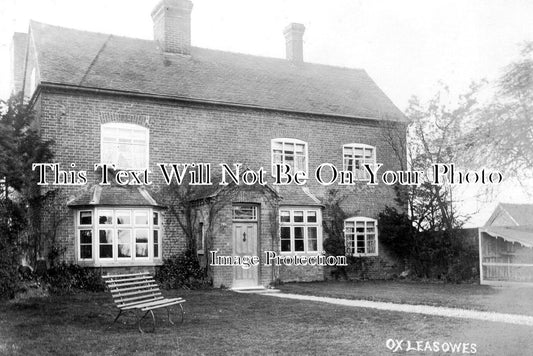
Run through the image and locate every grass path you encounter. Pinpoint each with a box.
[264,292,533,326]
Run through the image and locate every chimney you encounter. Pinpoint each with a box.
[151,0,193,55]
[283,23,305,63]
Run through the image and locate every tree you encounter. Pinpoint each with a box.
[461,41,533,182]
[0,94,54,198]
[378,86,480,281]
[381,84,478,232]
[0,93,55,297]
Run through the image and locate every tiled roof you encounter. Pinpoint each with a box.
[30,21,406,121]
[276,185,323,207]
[67,184,162,207]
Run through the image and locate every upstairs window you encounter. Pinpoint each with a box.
[344,217,378,257]
[271,138,308,176]
[343,144,376,180]
[101,123,149,169]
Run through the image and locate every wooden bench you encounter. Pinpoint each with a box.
[103,272,185,333]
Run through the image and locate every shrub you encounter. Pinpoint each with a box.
[378,207,479,282]
[0,200,24,300]
[156,250,209,289]
[0,239,20,299]
[43,263,106,294]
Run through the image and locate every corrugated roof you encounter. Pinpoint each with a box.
[30,20,406,121]
[481,225,533,247]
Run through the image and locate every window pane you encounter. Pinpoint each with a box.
[136,229,149,257]
[232,206,257,220]
[80,245,92,259]
[118,229,132,258]
[293,211,304,223]
[280,211,290,223]
[134,212,149,225]
[99,229,113,243]
[294,227,304,251]
[280,227,291,252]
[367,235,376,254]
[307,211,317,223]
[308,227,318,251]
[99,245,113,258]
[154,230,160,258]
[80,230,92,244]
[80,211,92,225]
[98,212,113,225]
[153,212,159,226]
[116,211,131,225]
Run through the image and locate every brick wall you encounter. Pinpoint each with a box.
[36,87,405,283]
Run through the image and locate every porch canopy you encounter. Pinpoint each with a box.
[480,225,533,247]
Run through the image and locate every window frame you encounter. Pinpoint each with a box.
[344,216,378,257]
[279,207,322,254]
[342,144,376,181]
[75,207,163,266]
[271,138,309,178]
[100,122,150,170]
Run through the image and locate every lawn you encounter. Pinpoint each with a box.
[278,280,533,316]
[0,283,532,355]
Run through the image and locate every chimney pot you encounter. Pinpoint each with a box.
[151,0,193,55]
[283,23,305,63]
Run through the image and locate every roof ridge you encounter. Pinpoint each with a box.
[29,19,368,72]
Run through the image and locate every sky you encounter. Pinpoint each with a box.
[0,0,532,225]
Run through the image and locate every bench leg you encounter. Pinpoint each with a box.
[167,303,184,325]
[106,310,123,330]
[138,310,156,333]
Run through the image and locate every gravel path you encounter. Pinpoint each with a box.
[264,292,533,326]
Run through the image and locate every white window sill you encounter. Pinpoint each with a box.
[349,253,378,257]
[76,260,163,267]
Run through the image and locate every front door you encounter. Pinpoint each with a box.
[232,222,259,288]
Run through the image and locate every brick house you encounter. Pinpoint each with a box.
[11,0,407,288]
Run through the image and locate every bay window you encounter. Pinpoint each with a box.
[76,208,162,265]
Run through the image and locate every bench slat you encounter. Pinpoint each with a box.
[110,287,161,298]
[109,283,159,293]
[141,299,185,311]
[103,272,150,279]
[114,291,163,304]
[122,298,185,311]
[106,276,153,284]
[107,280,155,288]
[117,296,165,309]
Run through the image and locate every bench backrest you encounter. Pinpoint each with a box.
[103,272,163,308]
